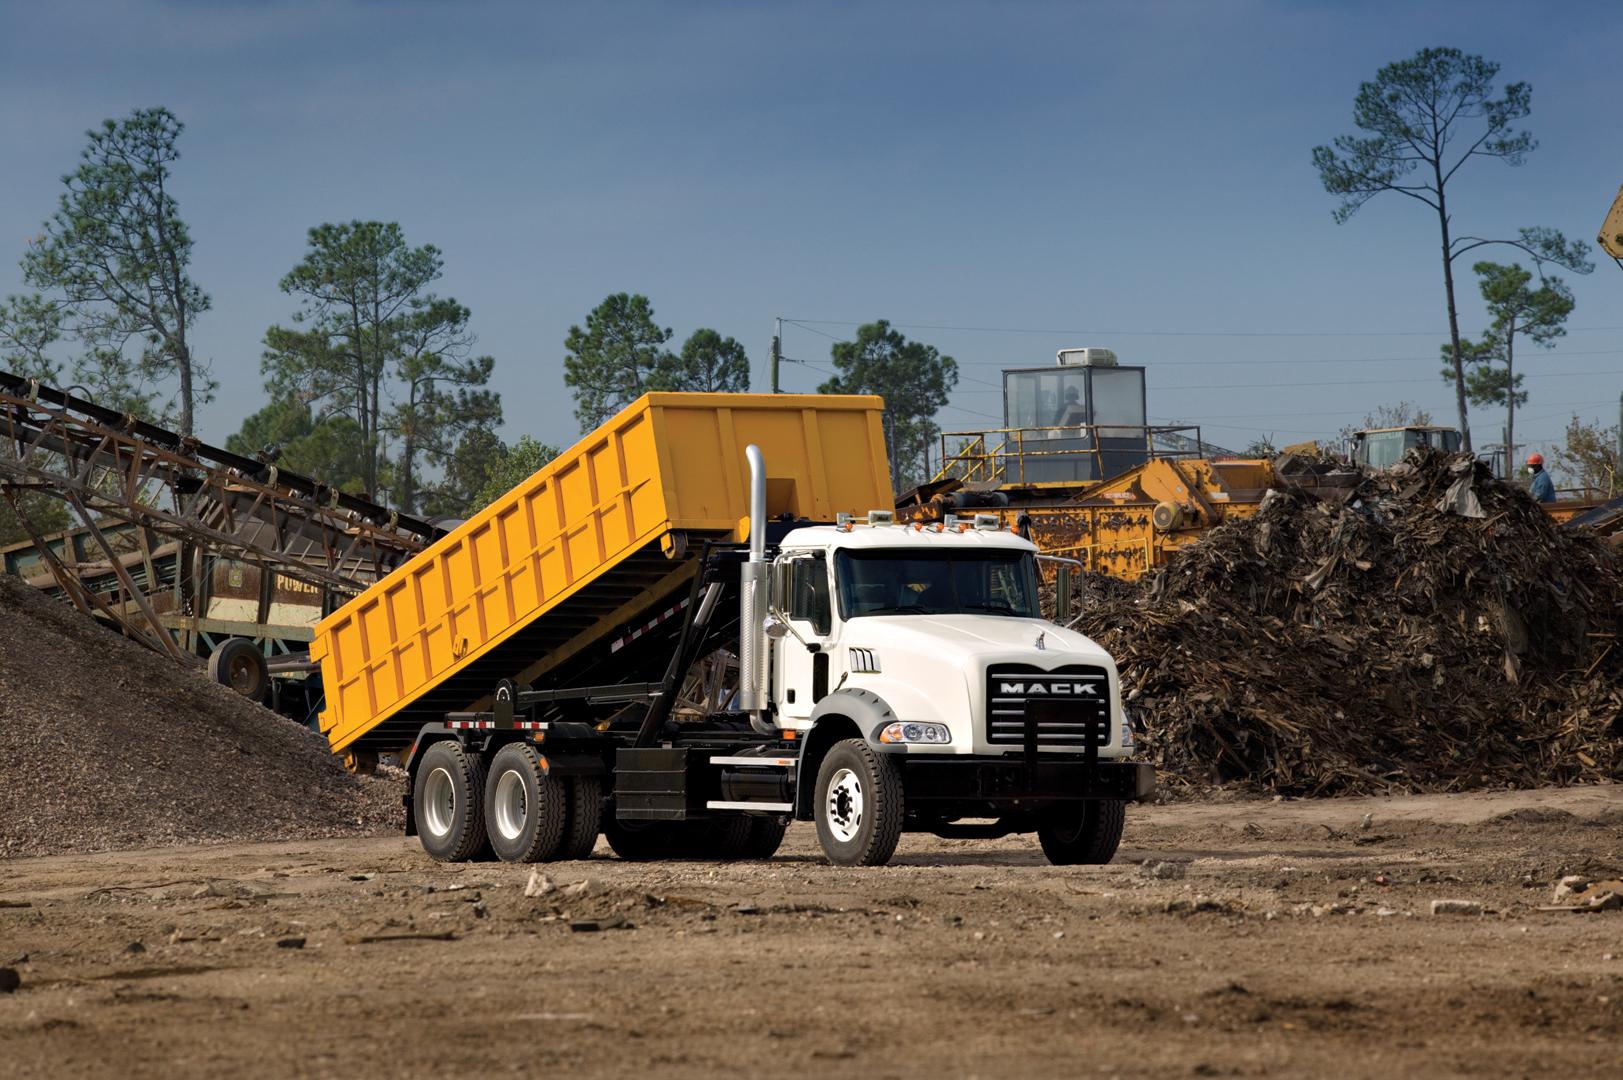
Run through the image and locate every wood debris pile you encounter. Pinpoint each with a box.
[1074,451,1622,796]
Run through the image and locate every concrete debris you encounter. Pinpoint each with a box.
[1429,899,1484,917]
[1552,875,1589,902]
[1542,880,1623,913]
[523,871,556,898]
[1140,860,1188,881]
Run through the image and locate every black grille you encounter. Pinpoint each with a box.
[985,664,1111,747]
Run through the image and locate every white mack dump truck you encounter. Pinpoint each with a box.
[314,393,1153,866]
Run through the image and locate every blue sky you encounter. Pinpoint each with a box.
[2,0,1619,468]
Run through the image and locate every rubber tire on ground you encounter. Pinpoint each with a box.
[484,743,568,863]
[603,817,679,861]
[814,739,904,867]
[413,740,489,862]
[558,776,603,860]
[208,637,269,702]
[697,817,756,859]
[1036,800,1127,866]
[742,816,788,860]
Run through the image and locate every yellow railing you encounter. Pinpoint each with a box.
[932,424,1212,486]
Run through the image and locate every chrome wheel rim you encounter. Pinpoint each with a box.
[825,767,864,844]
[422,767,455,838]
[493,768,528,842]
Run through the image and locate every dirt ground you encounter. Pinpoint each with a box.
[3,785,1621,1079]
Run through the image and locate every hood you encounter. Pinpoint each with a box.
[846,614,1113,666]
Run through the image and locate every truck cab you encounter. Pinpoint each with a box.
[747,511,1149,865]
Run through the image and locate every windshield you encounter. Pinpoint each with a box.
[834,548,1041,619]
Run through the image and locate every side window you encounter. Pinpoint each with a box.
[788,557,832,635]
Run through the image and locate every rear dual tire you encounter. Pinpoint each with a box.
[414,741,489,862]
[485,743,569,863]
[413,741,603,863]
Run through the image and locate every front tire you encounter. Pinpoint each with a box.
[484,743,568,863]
[414,741,489,862]
[814,740,903,867]
[1037,800,1126,865]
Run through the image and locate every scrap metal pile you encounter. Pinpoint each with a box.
[1076,450,1623,796]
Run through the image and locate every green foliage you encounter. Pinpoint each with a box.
[389,299,500,514]
[563,293,674,431]
[224,397,369,494]
[662,329,750,393]
[1312,48,1591,452]
[21,107,211,433]
[462,434,561,513]
[817,320,958,491]
[1438,262,1574,471]
[1241,436,1277,456]
[1549,415,1618,496]
[1439,337,1516,409]
[0,294,64,381]
[0,493,71,550]
[262,222,500,512]
[1312,48,1533,225]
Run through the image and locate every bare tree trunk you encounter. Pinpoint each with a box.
[1436,191,1473,454]
[176,342,194,437]
[1504,333,1515,479]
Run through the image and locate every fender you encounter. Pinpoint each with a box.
[794,688,902,818]
[807,687,900,744]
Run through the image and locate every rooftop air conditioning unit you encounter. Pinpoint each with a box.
[1056,347,1117,367]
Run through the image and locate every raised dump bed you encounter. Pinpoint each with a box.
[313,393,890,756]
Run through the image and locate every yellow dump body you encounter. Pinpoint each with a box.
[313,393,891,755]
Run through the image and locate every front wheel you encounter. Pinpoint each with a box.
[814,740,904,866]
[1037,800,1126,865]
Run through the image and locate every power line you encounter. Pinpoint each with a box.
[945,368,1623,393]
[952,348,1623,367]
[782,317,1623,339]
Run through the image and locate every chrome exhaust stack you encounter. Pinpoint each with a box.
[737,444,773,733]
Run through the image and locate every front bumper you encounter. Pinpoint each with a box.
[900,756,1155,804]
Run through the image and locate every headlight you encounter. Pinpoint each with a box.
[878,721,951,745]
[1120,707,1135,750]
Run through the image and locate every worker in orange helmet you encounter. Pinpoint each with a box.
[1526,452,1555,503]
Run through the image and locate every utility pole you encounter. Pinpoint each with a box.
[770,317,782,393]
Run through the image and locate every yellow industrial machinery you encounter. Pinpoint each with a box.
[904,345,1619,579]
[1600,181,1623,265]
[902,454,1276,580]
[898,351,1277,579]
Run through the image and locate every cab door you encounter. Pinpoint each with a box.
[773,552,834,724]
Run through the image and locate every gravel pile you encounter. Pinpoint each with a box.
[1075,450,1623,797]
[0,573,401,858]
